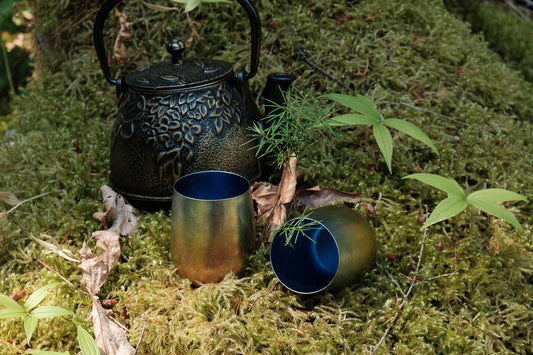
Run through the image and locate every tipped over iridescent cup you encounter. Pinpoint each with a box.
[270,205,376,294]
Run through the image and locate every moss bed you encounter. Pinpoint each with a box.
[1,0,532,353]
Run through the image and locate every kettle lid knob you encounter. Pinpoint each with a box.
[167,39,185,64]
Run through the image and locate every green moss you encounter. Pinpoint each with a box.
[1,0,532,353]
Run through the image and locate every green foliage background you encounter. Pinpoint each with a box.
[0,0,532,353]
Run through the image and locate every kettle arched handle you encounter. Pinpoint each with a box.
[93,0,261,86]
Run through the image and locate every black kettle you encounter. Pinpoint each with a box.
[93,0,294,209]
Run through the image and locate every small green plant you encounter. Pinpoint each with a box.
[405,173,527,231]
[250,88,337,169]
[277,213,322,247]
[0,283,100,354]
[323,94,439,172]
[76,325,101,355]
[25,326,100,355]
[0,283,73,345]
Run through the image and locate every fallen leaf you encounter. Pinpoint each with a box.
[79,230,122,296]
[270,154,298,232]
[10,289,26,301]
[251,182,278,220]
[89,297,135,355]
[32,234,81,263]
[93,185,139,236]
[113,9,131,65]
[0,192,20,206]
[294,186,363,209]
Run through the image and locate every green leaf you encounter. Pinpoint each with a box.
[467,189,527,203]
[0,307,27,318]
[27,350,70,354]
[373,123,393,173]
[321,93,381,121]
[25,283,59,311]
[0,293,25,311]
[24,315,39,344]
[382,118,439,155]
[422,195,468,230]
[404,173,465,198]
[30,306,73,319]
[467,198,524,231]
[184,0,201,12]
[327,113,376,126]
[77,326,100,355]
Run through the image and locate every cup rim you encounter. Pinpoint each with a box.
[270,216,340,295]
[173,170,251,202]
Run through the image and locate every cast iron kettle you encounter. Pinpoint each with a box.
[94,0,294,210]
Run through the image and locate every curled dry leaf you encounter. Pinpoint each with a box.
[251,183,278,220]
[10,289,26,301]
[113,8,131,64]
[0,192,20,206]
[89,297,136,355]
[79,230,122,296]
[32,234,81,263]
[294,186,363,209]
[270,154,298,232]
[93,185,139,236]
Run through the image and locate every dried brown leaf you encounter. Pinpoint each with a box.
[93,185,139,236]
[89,297,135,355]
[294,186,363,209]
[32,234,81,263]
[270,154,298,232]
[113,9,131,64]
[0,192,20,206]
[251,182,279,221]
[79,230,122,296]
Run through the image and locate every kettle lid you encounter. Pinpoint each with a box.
[125,40,234,91]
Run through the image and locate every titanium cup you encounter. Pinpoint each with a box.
[170,171,256,284]
[270,205,376,294]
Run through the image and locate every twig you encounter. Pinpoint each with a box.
[371,228,428,355]
[247,281,279,311]
[426,271,459,281]
[134,324,146,354]
[284,1,353,92]
[58,8,99,33]
[34,257,91,297]
[7,190,63,214]
[398,102,531,156]
[503,0,529,19]
[398,102,471,127]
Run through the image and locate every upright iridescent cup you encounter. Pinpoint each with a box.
[270,205,376,294]
[170,171,256,284]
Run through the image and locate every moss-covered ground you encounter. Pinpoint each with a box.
[1,0,532,353]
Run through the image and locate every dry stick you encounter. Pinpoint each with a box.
[284,1,353,92]
[503,0,530,19]
[370,228,428,355]
[398,102,470,127]
[134,324,146,354]
[6,190,63,214]
[398,102,531,157]
[247,281,279,311]
[34,257,91,297]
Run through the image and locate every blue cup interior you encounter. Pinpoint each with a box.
[174,171,250,200]
[270,218,340,294]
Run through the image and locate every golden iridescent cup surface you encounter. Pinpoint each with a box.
[270,205,376,294]
[170,170,256,284]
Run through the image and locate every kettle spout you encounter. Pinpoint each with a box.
[263,73,296,127]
